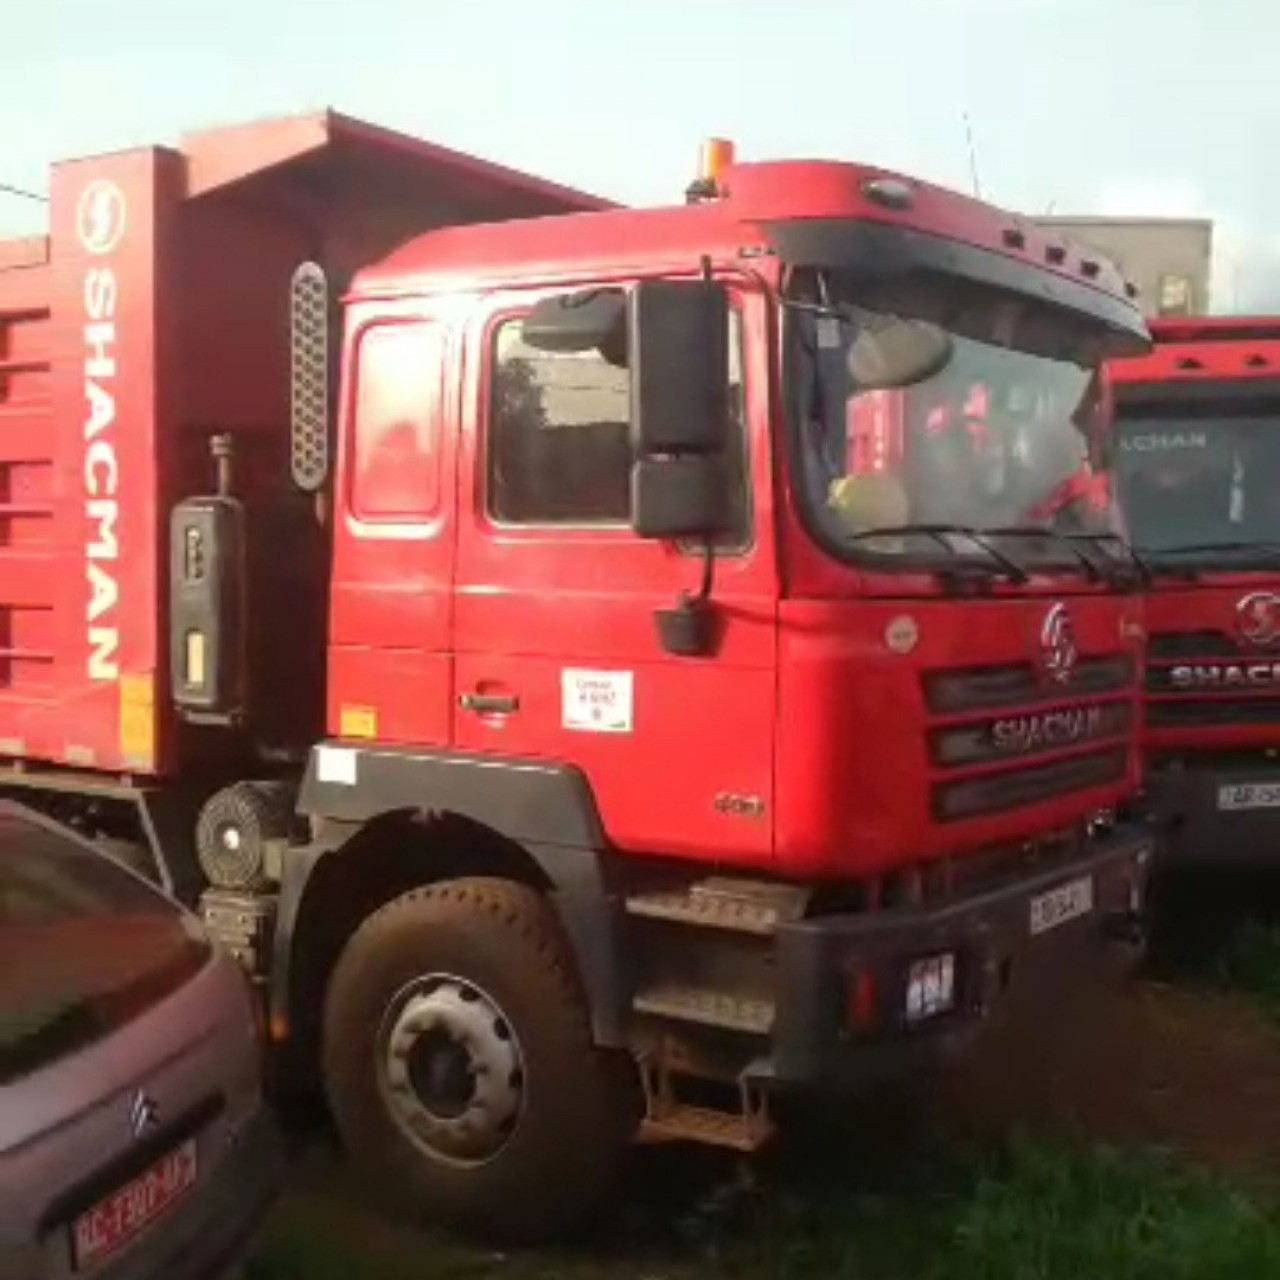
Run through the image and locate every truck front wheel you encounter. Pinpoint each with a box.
[321,877,637,1242]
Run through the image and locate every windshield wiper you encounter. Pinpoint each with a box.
[1141,540,1280,579]
[1141,539,1280,578]
[984,525,1105,583]
[983,525,1152,590]
[1069,531,1154,587]
[1155,540,1280,558]
[844,523,1030,584]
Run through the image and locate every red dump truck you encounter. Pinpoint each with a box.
[0,112,1154,1239]
[1110,317,1280,863]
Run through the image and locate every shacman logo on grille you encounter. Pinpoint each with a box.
[1040,602,1077,684]
[1236,592,1280,648]
[128,1089,159,1137]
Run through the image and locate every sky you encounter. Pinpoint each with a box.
[3,0,1276,308]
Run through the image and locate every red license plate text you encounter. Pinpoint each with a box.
[72,1139,198,1270]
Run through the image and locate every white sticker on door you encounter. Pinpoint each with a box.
[561,669,634,734]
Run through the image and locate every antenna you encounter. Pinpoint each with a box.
[962,111,982,199]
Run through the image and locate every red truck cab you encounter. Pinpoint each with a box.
[1109,317,1280,863]
[0,116,1154,1241]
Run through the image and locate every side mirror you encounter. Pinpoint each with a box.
[627,279,733,541]
[522,288,625,354]
[632,455,730,539]
[629,280,731,454]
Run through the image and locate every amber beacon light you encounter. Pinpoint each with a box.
[686,137,736,202]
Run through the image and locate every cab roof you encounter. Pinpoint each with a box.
[352,158,1141,305]
[1113,314,1280,385]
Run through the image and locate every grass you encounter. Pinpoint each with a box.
[1211,920,1280,1013]
[243,1136,1280,1280]
[1145,870,1280,1014]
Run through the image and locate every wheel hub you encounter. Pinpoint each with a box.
[379,976,524,1164]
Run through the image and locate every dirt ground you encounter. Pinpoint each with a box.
[263,972,1280,1263]
[941,974,1280,1190]
[249,874,1280,1276]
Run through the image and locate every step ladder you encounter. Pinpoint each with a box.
[637,1056,775,1152]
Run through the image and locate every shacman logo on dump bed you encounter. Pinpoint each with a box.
[78,179,124,681]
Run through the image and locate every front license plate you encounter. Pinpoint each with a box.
[1217,782,1280,811]
[72,1139,198,1270]
[1029,875,1094,937]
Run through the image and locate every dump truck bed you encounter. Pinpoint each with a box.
[0,111,608,776]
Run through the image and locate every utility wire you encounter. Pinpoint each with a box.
[0,182,48,204]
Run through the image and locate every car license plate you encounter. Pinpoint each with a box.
[1217,781,1280,811]
[1029,875,1094,936]
[72,1139,197,1270]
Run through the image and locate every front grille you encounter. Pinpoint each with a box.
[922,647,1136,823]
[1146,629,1280,727]
[1147,661,1280,694]
[924,655,1133,714]
[1149,630,1241,660]
[1148,697,1280,728]
[930,701,1133,767]
[933,749,1129,822]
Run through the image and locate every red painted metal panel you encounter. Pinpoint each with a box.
[446,285,778,864]
[328,298,460,749]
[0,112,608,779]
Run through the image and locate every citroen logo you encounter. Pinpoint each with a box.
[1237,592,1280,648]
[1040,602,1077,684]
[129,1089,159,1137]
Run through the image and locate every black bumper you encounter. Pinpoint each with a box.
[1145,760,1280,868]
[755,823,1152,1090]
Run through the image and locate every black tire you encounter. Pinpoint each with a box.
[195,781,294,891]
[322,877,638,1243]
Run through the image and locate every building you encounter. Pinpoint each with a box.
[1035,216,1214,317]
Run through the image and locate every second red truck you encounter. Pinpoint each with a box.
[1110,316,1280,865]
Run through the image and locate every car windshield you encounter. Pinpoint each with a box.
[0,815,209,1084]
[1113,409,1280,566]
[787,270,1122,575]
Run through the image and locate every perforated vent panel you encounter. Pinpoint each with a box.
[290,261,331,492]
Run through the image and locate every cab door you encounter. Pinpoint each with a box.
[327,299,458,747]
[452,282,778,864]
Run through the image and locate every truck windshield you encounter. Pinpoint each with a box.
[1113,409,1280,568]
[786,270,1120,576]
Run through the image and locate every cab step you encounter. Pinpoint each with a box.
[624,877,809,936]
[640,1104,773,1151]
[638,1060,774,1152]
[633,985,775,1035]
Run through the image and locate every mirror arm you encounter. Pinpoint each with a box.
[694,537,716,602]
[655,538,719,659]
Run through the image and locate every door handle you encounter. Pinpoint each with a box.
[459,691,520,715]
